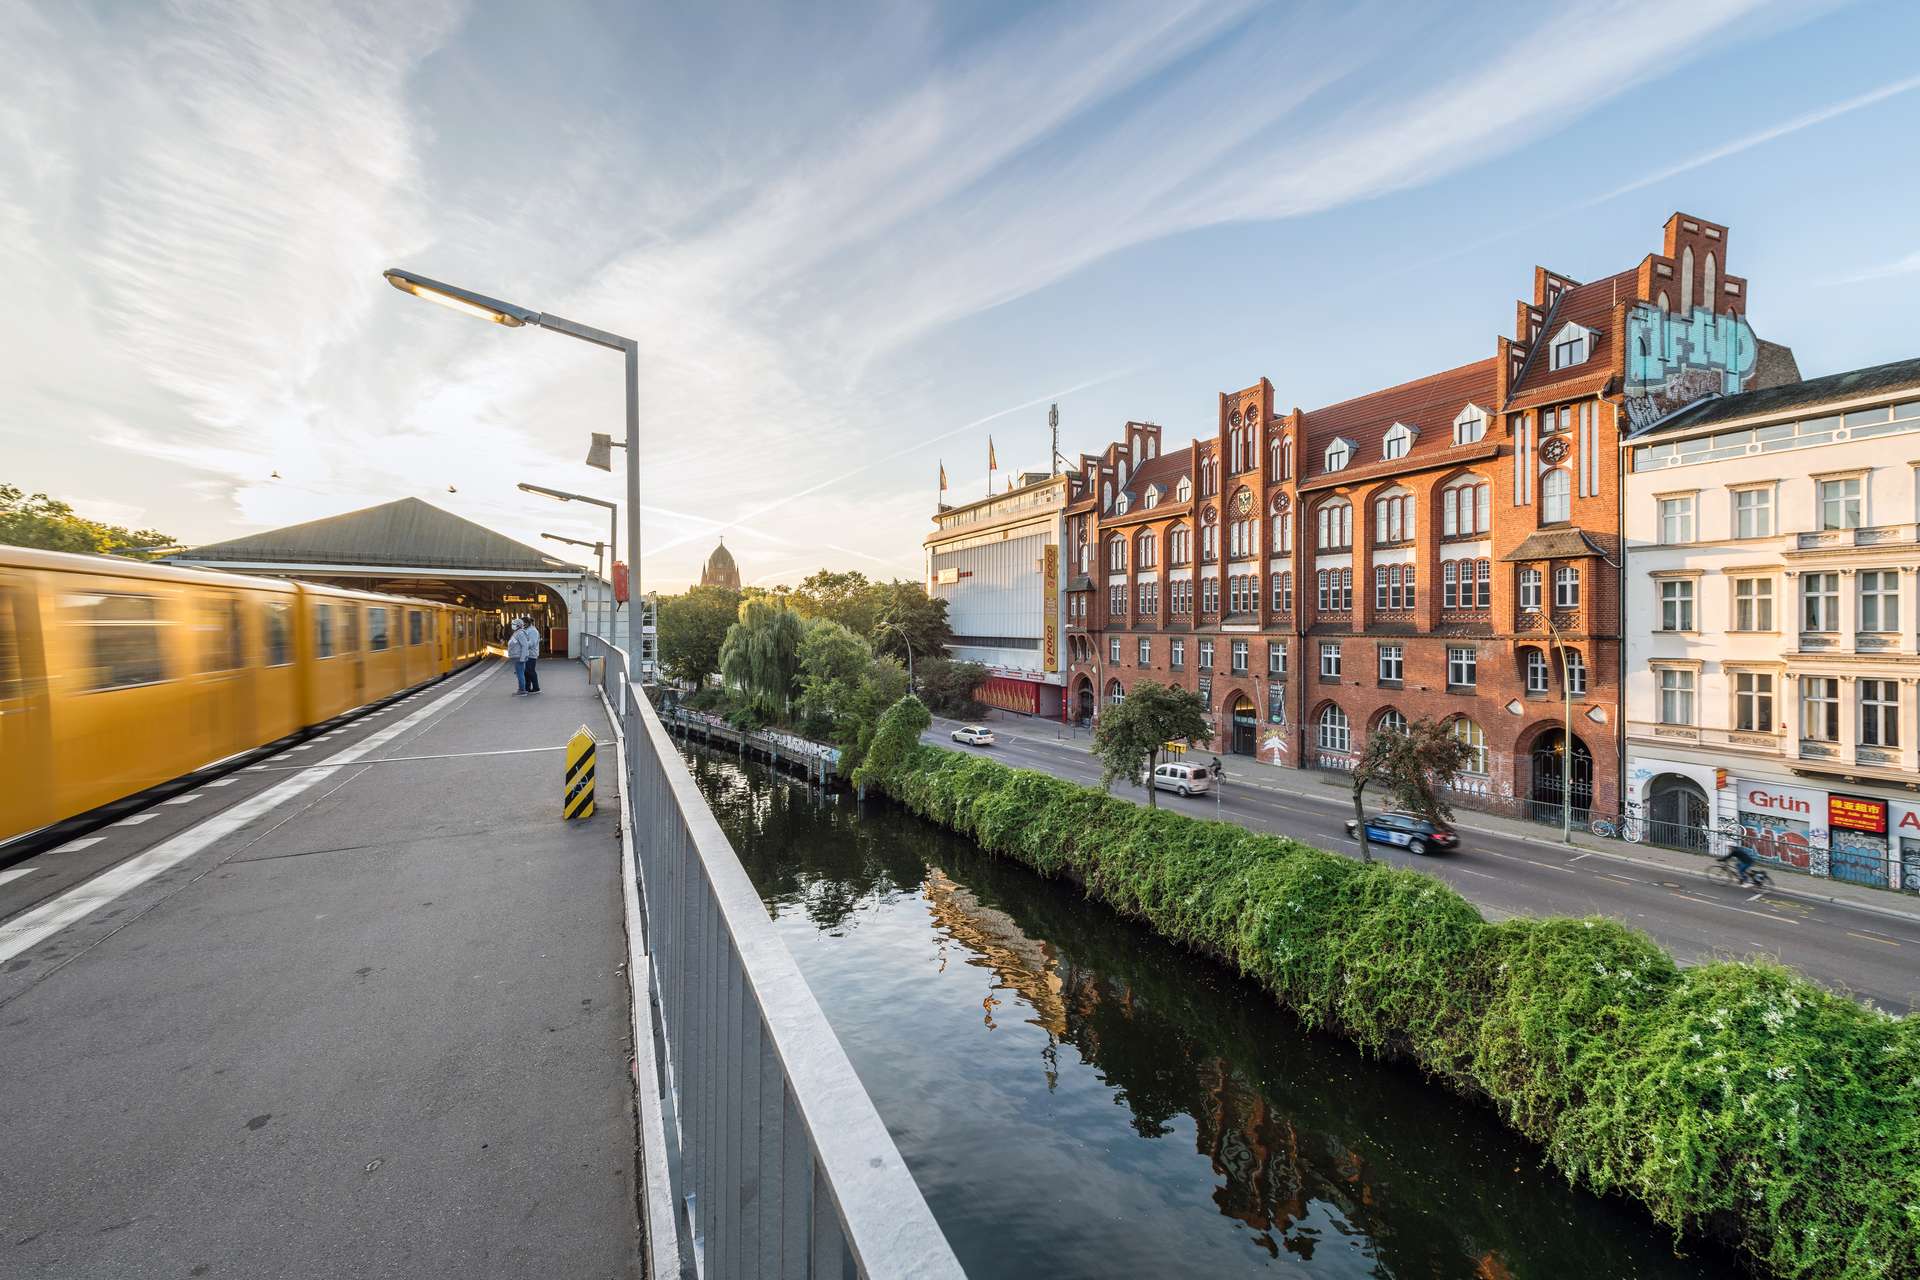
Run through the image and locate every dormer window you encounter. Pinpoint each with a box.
[1548,322,1594,371]
[1453,404,1487,445]
[1116,494,1130,515]
[1381,422,1415,461]
[1175,476,1192,503]
[1142,486,1160,510]
[1324,438,1354,472]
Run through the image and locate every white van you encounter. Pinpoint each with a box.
[1151,761,1214,796]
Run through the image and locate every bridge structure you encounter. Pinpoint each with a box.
[0,615,951,1275]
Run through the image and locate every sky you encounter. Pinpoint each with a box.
[3,0,1918,592]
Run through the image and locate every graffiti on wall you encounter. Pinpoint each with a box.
[1623,303,1758,429]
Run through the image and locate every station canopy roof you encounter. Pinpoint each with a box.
[176,497,577,574]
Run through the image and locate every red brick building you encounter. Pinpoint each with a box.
[1062,212,1764,820]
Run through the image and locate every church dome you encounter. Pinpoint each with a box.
[699,538,740,590]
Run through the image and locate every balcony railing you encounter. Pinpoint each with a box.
[584,636,963,1280]
[1795,522,1919,550]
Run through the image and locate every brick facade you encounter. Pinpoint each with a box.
[1061,213,1754,819]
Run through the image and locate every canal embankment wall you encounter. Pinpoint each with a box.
[854,701,1919,1280]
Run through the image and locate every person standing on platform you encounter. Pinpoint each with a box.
[522,617,542,694]
[508,617,529,695]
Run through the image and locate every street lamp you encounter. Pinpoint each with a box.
[874,618,916,692]
[542,531,608,644]
[385,268,640,660]
[520,482,618,649]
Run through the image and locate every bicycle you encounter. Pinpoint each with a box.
[1704,858,1772,891]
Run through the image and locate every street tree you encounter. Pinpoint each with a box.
[1349,716,1474,862]
[790,570,879,637]
[718,598,807,720]
[656,584,740,686]
[914,657,988,718]
[869,579,951,664]
[1090,681,1212,809]
[0,484,174,558]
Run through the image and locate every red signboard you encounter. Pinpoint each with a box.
[1828,793,1887,835]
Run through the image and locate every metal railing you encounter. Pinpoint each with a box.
[585,635,963,1280]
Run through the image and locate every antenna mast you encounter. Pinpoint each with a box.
[1049,402,1061,476]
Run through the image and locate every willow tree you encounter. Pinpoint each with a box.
[718,598,807,719]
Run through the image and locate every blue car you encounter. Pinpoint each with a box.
[1343,811,1459,855]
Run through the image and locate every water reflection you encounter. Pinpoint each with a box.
[686,750,1738,1279]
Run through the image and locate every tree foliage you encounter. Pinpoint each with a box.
[657,584,740,685]
[913,657,989,718]
[851,693,931,792]
[0,484,174,558]
[1090,681,1212,809]
[1349,716,1473,862]
[718,598,806,720]
[793,619,909,771]
[786,570,952,666]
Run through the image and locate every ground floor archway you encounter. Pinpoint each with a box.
[1072,676,1096,725]
[1526,728,1593,823]
[1228,694,1258,756]
[1646,772,1711,851]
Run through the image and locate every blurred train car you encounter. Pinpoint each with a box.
[0,547,485,846]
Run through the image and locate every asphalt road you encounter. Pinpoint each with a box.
[0,661,641,1279]
[922,717,1920,1014]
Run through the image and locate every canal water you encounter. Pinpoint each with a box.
[682,747,1741,1280]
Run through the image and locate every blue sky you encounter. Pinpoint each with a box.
[3,0,1916,590]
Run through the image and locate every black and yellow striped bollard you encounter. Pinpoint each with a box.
[564,725,596,820]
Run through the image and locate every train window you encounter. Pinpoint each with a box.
[369,607,390,651]
[409,610,423,646]
[66,592,167,691]
[314,604,335,659]
[264,599,294,666]
[341,606,360,653]
[0,586,20,700]
[196,597,245,672]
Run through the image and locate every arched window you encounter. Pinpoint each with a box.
[1523,647,1549,694]
[1270,435,1283,474]
[1106,679,1125,706]
[1118,460,1128,489]
[1102,480,1113,511]
[1143,488,1159,510]
[1680,245,1695,312]
[1382,422,1414,461]
[1136,530,1156,569]
[1374,489,1413,544]
[1441,476,1490,536]
[1657,290,1671,313]
[1324,439,1352,472]
[1316,499,1352,550]
[1376,708,1408,737]
[1282,438,1293,480]
[1176,476,1192,503]
[1451,717,1488,775]
[1117,494,1129,515]
[1703,252,1717,307]
[1453,405,1486,445]
[1108,536,1127,573]
[1316,704,1351,753]
[1542,468,1571,523]
[1169,524,1190,565]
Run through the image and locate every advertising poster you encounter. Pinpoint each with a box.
[1041,544,1059,672]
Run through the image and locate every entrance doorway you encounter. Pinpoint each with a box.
[1528,729,1593,825]
[1229,695,1257,756]
[1646,773,1710,851]
[1076,681,1095,726]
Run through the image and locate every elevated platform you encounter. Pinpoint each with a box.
[0,660,643,1277]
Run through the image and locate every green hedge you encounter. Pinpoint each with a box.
[868,739,1920,1280]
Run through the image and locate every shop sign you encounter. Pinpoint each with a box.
[1041,544,1059,672]
[1735,779,1820,819]
[1829,793,1888,835]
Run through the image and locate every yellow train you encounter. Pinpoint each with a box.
[0,546,492,845]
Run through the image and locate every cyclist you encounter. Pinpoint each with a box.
[1715,841,1760,887]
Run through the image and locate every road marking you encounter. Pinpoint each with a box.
[115,814,155,826]
[0,663,494,967]
[1667,889,1799,924]
[54,836,104,853]
[1451,867,1501,881]
[161,795,199,805]
[1569,852,1593,863]
[206,778,237,787]
[1846,930,1901,948]
[240,744,612,771]
[288,745,313,752]
[0,867,37,888]
[1597,871,1642,885]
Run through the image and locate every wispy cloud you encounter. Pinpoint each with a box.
[1824,249,1920,286]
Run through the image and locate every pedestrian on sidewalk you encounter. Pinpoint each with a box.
[522,617,542,694]
[508,617,529,695]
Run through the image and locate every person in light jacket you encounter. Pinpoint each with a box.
[521,618,542,694]
[508,617,528,694]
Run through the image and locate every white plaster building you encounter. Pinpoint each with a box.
[1624,357,1920,891]
[925,472,1075,717]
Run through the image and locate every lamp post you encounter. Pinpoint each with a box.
[542,531,608,645]
[875,618,916,693]
[385,268,640,658]
[520,482,618,651]
[1541,612,1576,844]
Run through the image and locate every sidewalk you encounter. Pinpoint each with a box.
[934,710,1920,928]
[0,660,642,1279]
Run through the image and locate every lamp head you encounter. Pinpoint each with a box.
[384,269,537,327]
[586,433,614,472]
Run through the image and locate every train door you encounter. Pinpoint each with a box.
[0,568,53,840]
[342,603,365,707]
[190,590,252,762]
